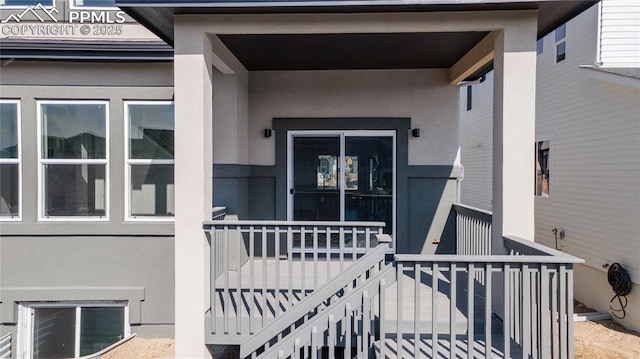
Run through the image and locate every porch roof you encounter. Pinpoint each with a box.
[116,0,597,47]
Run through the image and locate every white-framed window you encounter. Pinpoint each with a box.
[0,99,21,221]
[38,100,109,221]
[71,0,116,9]
[535,140,550,197]
[555,24,567,63]
[125,101,174,220]
[17,302,129,359]
[0,0,54,7]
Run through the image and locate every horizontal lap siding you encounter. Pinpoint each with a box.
[459,72,493,212]
[535,4,640,284]
[599,0,640,67]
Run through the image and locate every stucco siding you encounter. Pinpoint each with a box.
[598,0,640,67]
[248,69,459,167]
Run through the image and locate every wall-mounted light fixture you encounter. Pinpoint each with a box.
[264,129,272,138]
[411,128,420,138]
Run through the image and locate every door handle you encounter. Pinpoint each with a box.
[289,188,295,195]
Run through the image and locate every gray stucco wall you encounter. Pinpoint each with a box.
[0,61,176,350]
[212,69,462,254]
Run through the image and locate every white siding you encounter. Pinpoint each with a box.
[599,0,640,67]
[459,72,493,211]
[459,4,640,330]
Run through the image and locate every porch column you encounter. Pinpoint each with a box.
[174,28,214,358]
[491,19,537,252]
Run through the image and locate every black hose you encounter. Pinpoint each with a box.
[607,263,632,319]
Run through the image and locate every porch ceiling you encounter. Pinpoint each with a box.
[217,32,489,71]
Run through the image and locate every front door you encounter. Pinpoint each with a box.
[287,131,396,246]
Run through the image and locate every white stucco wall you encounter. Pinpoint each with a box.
[247,69,460,166]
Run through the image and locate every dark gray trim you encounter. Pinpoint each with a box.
[0,40,173,61]
[407,165,463,179]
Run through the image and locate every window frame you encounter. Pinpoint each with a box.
[0,99,22,221]
[0,0,54,9]
[18,301,130,359]
[124,100,175,222]
[37,100,110,222]
[70,0,118,10]
[555,24,567,63]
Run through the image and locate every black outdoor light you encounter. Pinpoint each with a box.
[264,129,272,138]
[411,128,420,137]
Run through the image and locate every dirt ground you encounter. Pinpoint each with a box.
[101,308,640,359]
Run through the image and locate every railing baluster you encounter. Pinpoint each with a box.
[237,226,242,334]
[328,315,336,358]
[450,263,457,359]
[288,226,293,310]
[275,226,281,318]
[551,267,559,359]
[326,227,331,283]
[210,228,216,335]
[467,263,474,359]
[250,226,255,334]
[432,263,439,359]
[503,263,510,358]
[311,327,318,359]
[559,264,567,359]
[365,227,371,252]
[345,303,352,358]
[262,225,268,326]
[522,263,531,357]
[313,226,318,290]
[301,226,306,298]
[363,291,371,357]
[223,225,229,334]
[352,227,357,263]
[397,262,403,358]
[484,263,492,358]
[414,262,421,358]
[379,279,387,359]
[540,264,550,359]
[567,266,575,359]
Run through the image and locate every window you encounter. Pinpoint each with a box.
[555,24,567,63]
[466,85,473,111]
[536,38,544,56]
[535,140,550,197]
[38,101,108,220]
[125,101,174,220]
[0,0,53,6]
[72,0,116,8]
[19,302,129,359]
[0,100,21,220]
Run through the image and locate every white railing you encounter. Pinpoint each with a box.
[0,334,11,359]
[453,203,492,256]
[394,235,583,359]
[203,220,385,339]
[242,237,393,358]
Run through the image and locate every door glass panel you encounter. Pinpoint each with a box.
[345,136,393,235]
[292,137,340,221]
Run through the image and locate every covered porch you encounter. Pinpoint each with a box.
[113,1,594,357]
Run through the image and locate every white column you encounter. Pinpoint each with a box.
[492,19,538,252]
[174,29,214,358]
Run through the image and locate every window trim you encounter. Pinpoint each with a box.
[37,100,110,222]
[18,301,130,359]
[0,99,22,221]
[0,0,55,9]
[70,0,118,10]
[555,24,567,63]
[124,100,174,222]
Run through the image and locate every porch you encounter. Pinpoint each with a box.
[204,205,582,358]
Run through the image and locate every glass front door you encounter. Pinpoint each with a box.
[288,131,395,242]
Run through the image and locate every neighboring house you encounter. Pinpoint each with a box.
[460,0,640,332]
[1,0,599,358]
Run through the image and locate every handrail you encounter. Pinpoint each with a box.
[453,203,493,221]
[204,220,386,229]
[257,264,395,359]
[504,235,576,257]
[240,236,391,357]
[211,206,227,220]
[395,253,584,264]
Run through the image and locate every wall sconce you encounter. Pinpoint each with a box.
[264,129,272,138]
[411,128,420,137]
